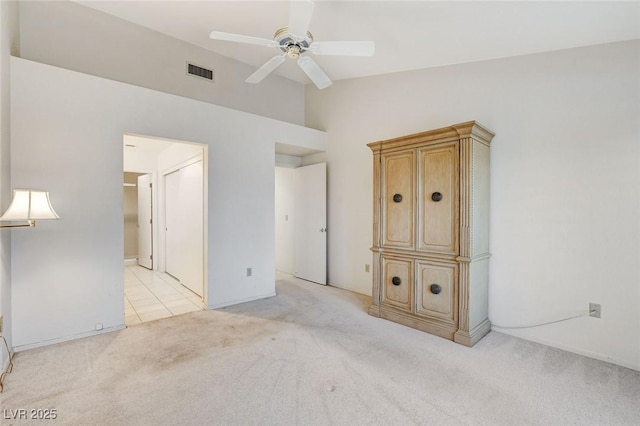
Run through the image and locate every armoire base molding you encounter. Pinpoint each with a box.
[453,319,492,347]
[376,305,458,341]
[369,305,492,347]
[368,305,381,317]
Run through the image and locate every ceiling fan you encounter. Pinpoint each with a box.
[209,0,375,90]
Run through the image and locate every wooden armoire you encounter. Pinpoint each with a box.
[368,121,494,346]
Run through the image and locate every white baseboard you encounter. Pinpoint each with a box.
[208,292,276,310]
[124,258,138,266]
[491,327,640,372]
[13,324,126,353]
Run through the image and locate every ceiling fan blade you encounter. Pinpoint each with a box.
[308,41,375,56]
[246,55,287,84]
[288,0,315,38]
[297,56,332,90]
[209,31,278,48]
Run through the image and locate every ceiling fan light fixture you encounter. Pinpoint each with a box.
[287,45,301,59]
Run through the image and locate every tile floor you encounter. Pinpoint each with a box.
[124,265,204,326]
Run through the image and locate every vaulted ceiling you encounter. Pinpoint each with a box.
[77,1,640,85]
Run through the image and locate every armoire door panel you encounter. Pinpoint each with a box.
[382,151,414,248]
[418,144,458,254]
[416,261,457,323]
[381,257,412,311]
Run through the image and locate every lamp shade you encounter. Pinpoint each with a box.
[0,189,60,221]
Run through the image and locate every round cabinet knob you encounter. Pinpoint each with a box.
[431,192,443,202]
[392,276,402,286]
[393,194,403,203]
[430,284,442,294]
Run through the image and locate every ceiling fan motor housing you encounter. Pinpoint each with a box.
[275,27,313,59]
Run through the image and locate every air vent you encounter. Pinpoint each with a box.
[187,62,214,82]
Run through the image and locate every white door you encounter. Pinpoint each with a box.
[137,174,153,269]
[165,160,204,297]
[294,162,327,285]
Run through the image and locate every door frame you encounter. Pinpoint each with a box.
[123,134,209,309]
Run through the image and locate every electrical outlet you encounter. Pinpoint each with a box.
[247,267,252,277]
[365,264,370,272]
[589,303,601,318]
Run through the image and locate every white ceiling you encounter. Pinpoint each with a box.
[77,1,640,85]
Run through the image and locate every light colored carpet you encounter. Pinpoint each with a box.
[1,275,639,425]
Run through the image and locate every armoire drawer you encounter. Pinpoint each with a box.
[415,260,457,324]
[381,256,412,311]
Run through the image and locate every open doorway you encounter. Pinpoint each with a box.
[123,134,207,325]
[275,147,327,285]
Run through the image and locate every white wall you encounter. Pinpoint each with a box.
[10,57,326,350]
[275,167,296,274]
[18,0,306,126]
[306,40,640,370]
[0,0,19,371]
